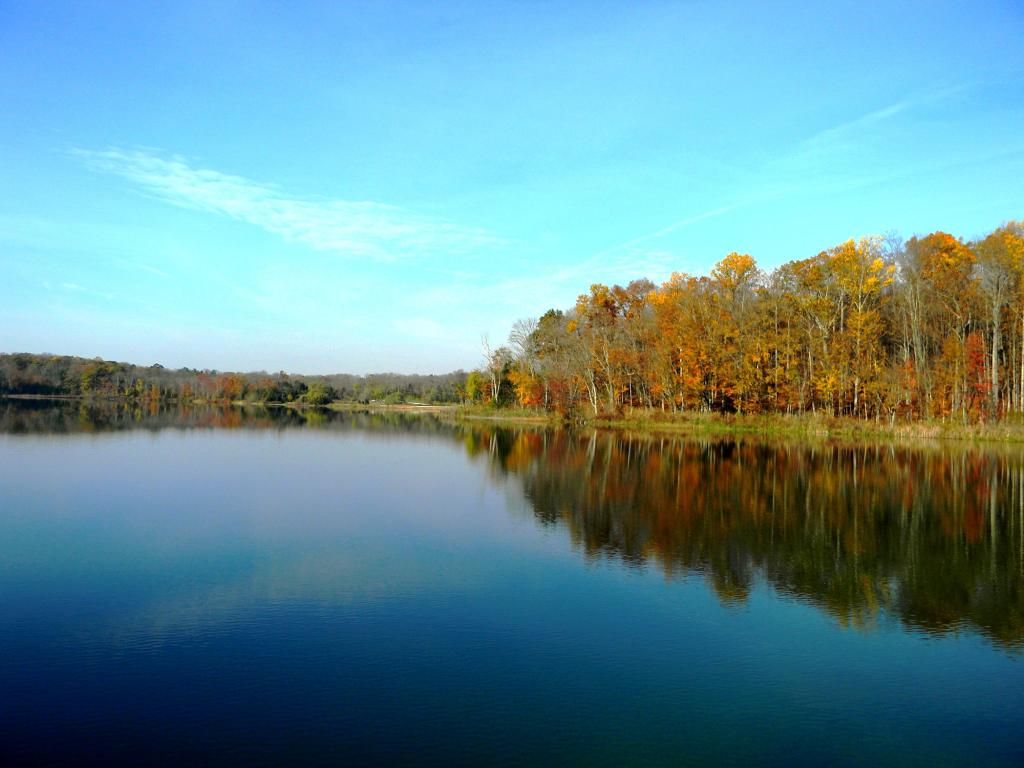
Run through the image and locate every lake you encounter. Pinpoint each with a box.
[1,400,1022,765]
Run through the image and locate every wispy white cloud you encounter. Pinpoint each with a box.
[43,280,115,301]
[111,257,172,279]
[591,84,974,264]
[594,204,737,259]
[790,84,970,164]
[73,147,501,261]
[799,100,911,155]
[137,263,171,279]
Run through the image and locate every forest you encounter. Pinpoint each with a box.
[4,219,1023,424]
[0,353,467,405]
[472,220,1024,423]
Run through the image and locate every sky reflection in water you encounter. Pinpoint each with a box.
[1,401,1022,766]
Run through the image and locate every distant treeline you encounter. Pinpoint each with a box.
[473,220,1024,422]
[0,353,467,405]
[8,219,1024,422]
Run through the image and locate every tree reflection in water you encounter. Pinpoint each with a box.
[466,427,1024,650]
[4,400,1021,650]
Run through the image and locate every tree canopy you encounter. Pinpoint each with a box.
[470,220,1024,423]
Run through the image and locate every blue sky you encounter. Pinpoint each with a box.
[2,1,1023,374]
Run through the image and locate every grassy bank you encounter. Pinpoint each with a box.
[311,401,1024,442]
[585,408,1024,443]
[322,400,555,425]
[330,401,1024,443]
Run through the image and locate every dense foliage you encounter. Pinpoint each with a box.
[0,353,467,405]
[476,221,1024,422]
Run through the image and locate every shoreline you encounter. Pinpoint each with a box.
[8,394,1024,443]
[312,404,1024,444]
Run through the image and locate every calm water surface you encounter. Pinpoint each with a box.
[1,400,1023,765]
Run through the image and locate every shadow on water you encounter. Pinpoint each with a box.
[5,398,1023,651]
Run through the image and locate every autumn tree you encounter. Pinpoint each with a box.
[898,231,977,416]
[481,335,513,406]
[710,252,763,413]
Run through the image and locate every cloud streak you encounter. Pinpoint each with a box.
[799,100,911,155]
[595,204,737,259]
[593,84,974,263]
[74,147,501,261]
[793,83,970,161]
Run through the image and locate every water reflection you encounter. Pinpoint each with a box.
[3,399,1023,650]
[0,398,447,434]
[470,427,1024,650]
